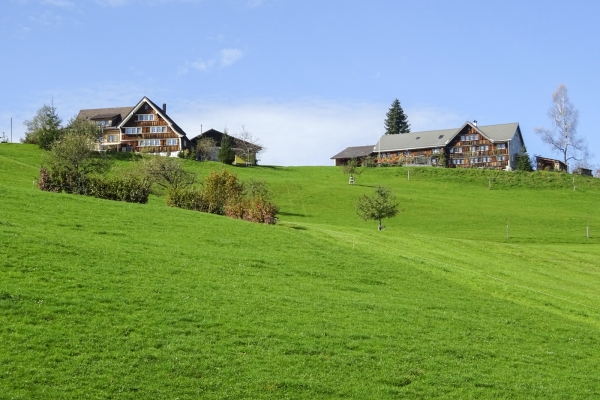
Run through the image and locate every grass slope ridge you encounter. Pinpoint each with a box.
[1,144,600,398]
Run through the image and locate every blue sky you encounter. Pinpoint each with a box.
[1,0,598,166]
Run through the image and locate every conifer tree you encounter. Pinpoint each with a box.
[384,99,410,135]
[218,132,235,165]
[23,104,63,150]
[516,145,534,172]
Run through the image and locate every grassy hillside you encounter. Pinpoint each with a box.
[1,144,600,398]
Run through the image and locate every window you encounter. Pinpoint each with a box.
[107,134,118,142]
[432,148,440,154]
[139,139,160,147]
[470,158,479,163]
[167,139,178,146]
[125,127,142,134]
[449,148,454,154]
[498,155,506,161]
[150,126,167,133]
[416,136,420,140]
[438,135,444,139]
[497,143,506,150]
[482,157,491,162]
[456,147,463,153]
[137,114,155,121]
[452,159,464,165]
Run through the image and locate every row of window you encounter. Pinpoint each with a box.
[137,114,155,121]
[107,135,118,143]
[138,139,178,147]
[124,126,168,134]
[460,134,479,142]
[452,156,507,164]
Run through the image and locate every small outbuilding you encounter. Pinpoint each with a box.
[573,167,593,176]
[535,156,568,172]
[330,145,375,166]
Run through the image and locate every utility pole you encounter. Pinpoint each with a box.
[11,117,12,143]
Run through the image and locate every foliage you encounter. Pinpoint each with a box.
[38,166,149,203]
[218,131,235,164]
[356,185,399,230]
[340,158,363,179]
[64,116,103,142]
[516,145,534,172]
[22,104,63,149]
[194,137,217,161]
[177,149,192,159]
[41,132,111,193]
[139,155,195,191]
[384,98,410,135]
[225,178,279,224]
[201,169,245,214]
[534,84,589,169]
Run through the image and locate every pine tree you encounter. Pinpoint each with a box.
[218,132,235,165]
[516,145,534,172]
[384,99,410,135]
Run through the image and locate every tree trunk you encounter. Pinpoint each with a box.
[378,219,383,230]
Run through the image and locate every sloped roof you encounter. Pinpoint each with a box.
[375,122,520,152]
[77,106,134,121]
[190,129,262,151]
[330,145,375,159]
[117,97,188,138]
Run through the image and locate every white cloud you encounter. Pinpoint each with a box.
[182,48,244,74]
[219,48,243,67]
[171,99,466,166]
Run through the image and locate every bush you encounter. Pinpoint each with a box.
[38,167,150,203]
[166,171,278,224]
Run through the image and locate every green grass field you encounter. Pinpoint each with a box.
[1,144,600,398]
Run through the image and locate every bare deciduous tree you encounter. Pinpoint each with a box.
[534,84,589,170]
[233,126,264,166]
[194,137,217,161]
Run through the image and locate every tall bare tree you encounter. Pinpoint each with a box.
[534,84,589,170]
[233,126,264,165]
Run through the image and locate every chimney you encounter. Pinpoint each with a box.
[473,120,477,127]
[162,103,167,114]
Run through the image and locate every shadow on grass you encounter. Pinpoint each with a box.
[279,211,311,218]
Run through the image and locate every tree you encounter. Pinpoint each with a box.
[42,131,110,193]
[534,84,589,171]
[194,137,217,161]
[516,145,534,172]
[340,158,363,183]
[356,186,399,230]
[233,126,264,165]
[218,131,235,164]
[23,104,62,149]
[384,99,410,135]
[64,116,103,142]
[140,156,195,191]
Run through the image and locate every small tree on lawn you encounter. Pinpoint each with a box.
[516,145,534,172]
[341,158,363,183]
[140,156,195,191]
[218,131,235,165]
[356,185,399,230]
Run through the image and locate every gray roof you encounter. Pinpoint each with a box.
[331,145,375,159]
[375,122,520,152]
[77,106,134,122]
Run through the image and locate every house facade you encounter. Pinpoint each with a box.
[78,97,191,156]
[372,121,525,170]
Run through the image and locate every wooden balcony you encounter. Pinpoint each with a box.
[134,145,180,153]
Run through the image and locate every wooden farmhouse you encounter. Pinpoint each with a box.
[330,145,376,166]
[190,129,262,165]
[331,121,526,170]
[77,96,192,156]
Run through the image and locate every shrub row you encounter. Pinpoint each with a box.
[38,167,150,203]
[166,170,278,224]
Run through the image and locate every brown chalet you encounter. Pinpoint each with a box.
[372,121,525,170]
[77,96,191,155]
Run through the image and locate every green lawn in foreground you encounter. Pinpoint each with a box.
[1,144,600,398]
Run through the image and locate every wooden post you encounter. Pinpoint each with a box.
[587,226,590,239]
[408,170,410,181]
[506,219,509,239]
